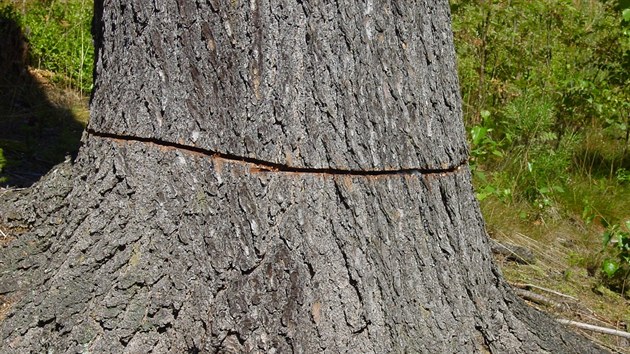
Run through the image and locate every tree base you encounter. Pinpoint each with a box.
[1,136,605,353]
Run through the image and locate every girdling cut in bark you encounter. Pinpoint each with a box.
[1,135,605,353]
[90,0,467,171]
[85,128,468,176]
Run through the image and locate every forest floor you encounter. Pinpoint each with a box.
[483,197,630,352]
[0,67,88,187]
[0,68,629,352]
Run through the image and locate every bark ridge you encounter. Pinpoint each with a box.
[90,0,467,171]
[0,137,605,353]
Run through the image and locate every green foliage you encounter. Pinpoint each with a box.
[453,0,630,296]
[469,111,503,163]
[452,0,630,209]
[601,221,630,293]
[0,147,5,169]
[8,0,94,93]
[0,1,20,25]
[617,168,630,183]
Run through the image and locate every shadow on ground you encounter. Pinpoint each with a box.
[0,4,86,187]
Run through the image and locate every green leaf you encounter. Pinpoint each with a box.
[623,8,630,22]
[552,185,565,193]
[474,170,488,183]
[475,185,497,201]
[470,126,487,146]
[602,259,619,277]
[603,230,614,246]
[475,192,488,201]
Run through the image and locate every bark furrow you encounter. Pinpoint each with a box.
[0,137,606,353]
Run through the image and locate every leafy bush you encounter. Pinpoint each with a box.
[601,220,630,294]
[3,0,94,93]
[452,0,630,209]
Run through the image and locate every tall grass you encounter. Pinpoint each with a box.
[452,0,630,219]
[451,0,630,292]
[3,0,94,94]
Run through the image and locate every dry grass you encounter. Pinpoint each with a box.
[0,66,87,186]
[483,198,630,352]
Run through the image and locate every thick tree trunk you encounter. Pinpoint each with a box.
[0,0,605,352]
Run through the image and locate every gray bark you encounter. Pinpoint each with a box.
[0,0,606,353]
[89,0,467,171]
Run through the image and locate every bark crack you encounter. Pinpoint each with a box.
[86,129,467,176]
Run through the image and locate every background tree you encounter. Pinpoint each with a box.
[0,0,607,352]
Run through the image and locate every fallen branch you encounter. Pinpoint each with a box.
[509,282,578,301]
[512,288,562,308]
[557,319,630,339]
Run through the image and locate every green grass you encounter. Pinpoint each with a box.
[0,0,88,186]
[2,0,94,94]
[453,1,630,344]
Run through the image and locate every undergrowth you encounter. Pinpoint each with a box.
[0,0,88,186]
[1,0,93,94]
[451,0,630,295]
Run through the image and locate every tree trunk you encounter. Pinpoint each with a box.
[0,0,606,352]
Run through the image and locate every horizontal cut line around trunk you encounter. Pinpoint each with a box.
[86,129,468,176]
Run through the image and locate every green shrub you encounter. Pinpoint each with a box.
[452,0,630,209]
[6,0,94,94]
[601,220,630,294]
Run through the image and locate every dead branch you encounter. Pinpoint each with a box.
[509,282,578,301]
[558,319,630,340]
[512,288,561,308]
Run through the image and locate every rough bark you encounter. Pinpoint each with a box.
[1,137,604,353]
[89,0,467,170]
[0,0,607,353]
